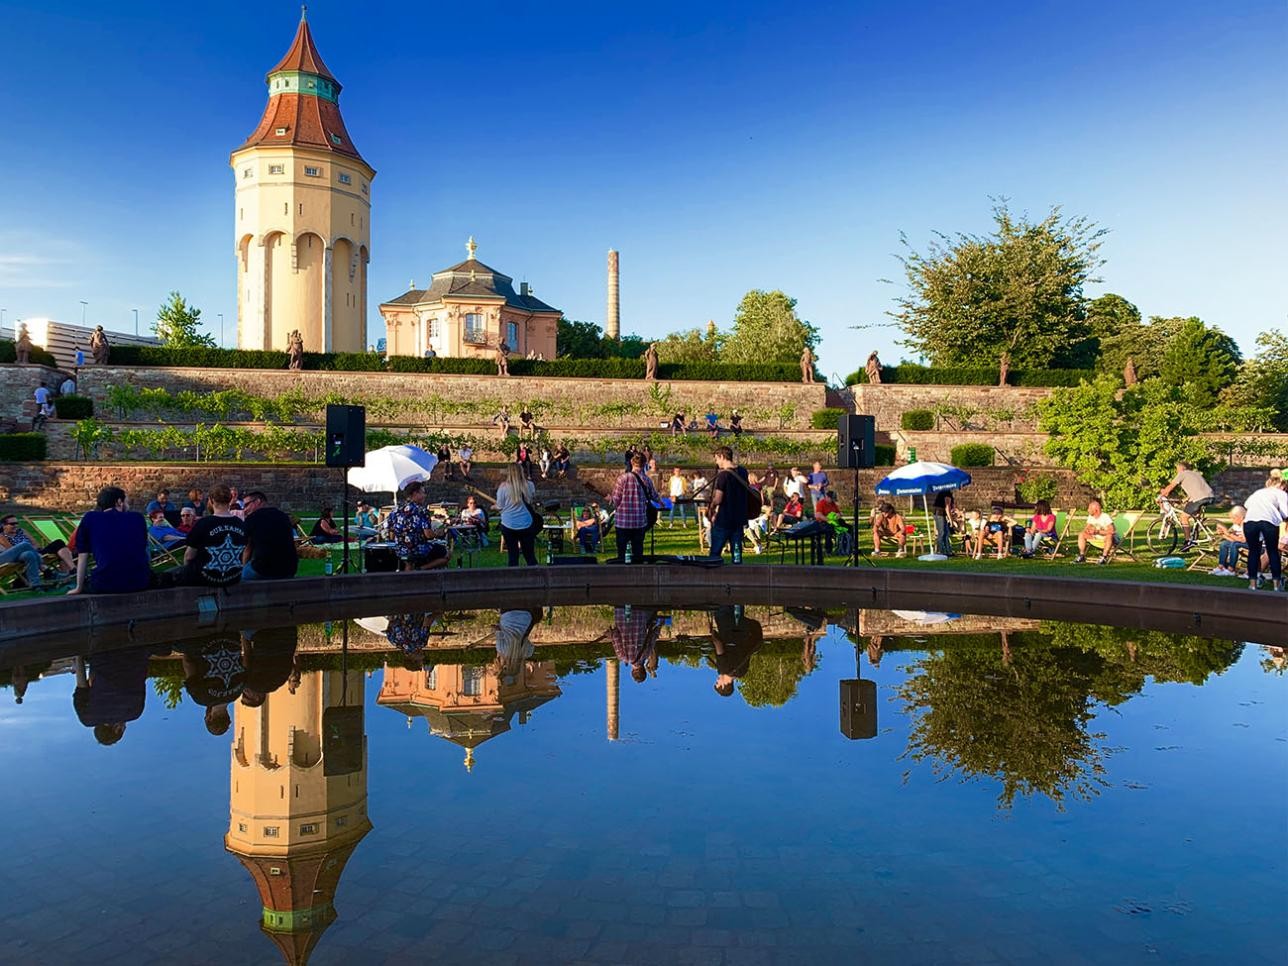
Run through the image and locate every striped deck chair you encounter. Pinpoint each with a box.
[1045,509,1080,560]
[148,532,186,570]
[0,561,27,594]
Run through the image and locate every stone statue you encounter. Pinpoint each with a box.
[800,346,815,384]
[14,323,31,365]
[1123,356,1138,387]
[643,342,659,380]
[495,342,510,377]
[997,351,1010,387]
[89,325,110,365]
[865,351,882,384]
[287,330,304,371]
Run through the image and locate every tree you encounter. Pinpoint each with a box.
[722,290,819,364]
[153,291,215,348]
[737,652,811,707]
[654,326,721,364]
[1223,329,1288,431]
[1156,317,1242,407]
[1086,293,1141,371]
[893,202,1106,369]
[1038,375,1212,509]
[556,318,606,358]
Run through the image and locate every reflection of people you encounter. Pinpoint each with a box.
[708,605,764,696]
[181,633,246,735]
[386,612,442,658]
[73,647,155,745]
[495,608,542,684]
[240,626,300,707]
[612,607,662,682]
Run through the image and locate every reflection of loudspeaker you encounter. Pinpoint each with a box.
[838,415,876,469]
[322,705,364,776]
[839,678,877,739]
[326,404,366,468]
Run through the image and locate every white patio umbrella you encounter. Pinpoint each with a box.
[347,444,438,494]
[875,461,972,561]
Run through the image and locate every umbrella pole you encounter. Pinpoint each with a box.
[923,493,934,554]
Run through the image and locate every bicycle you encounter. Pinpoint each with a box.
[1146,496,1215,555]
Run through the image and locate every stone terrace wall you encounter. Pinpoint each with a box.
[76,366,829,430]
[849,384,1053,433]
[0,364,70,432]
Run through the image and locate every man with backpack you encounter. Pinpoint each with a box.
[707,446,759,561]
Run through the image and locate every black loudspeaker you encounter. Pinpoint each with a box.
[839,678,878,739]
[838,414,876,469]
[363,544,399,573]
[326,404,366,468]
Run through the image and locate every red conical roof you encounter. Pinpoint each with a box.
[267,11,337,84]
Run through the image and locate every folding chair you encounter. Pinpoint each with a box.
[1045,509,1080,560]
[148,533,186,570]
[0,561,27,594]
[1113,510,1144,562]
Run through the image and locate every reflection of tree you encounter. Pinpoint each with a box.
[898,630,1244,809]
[738,652,812,708]
[152,672,185,709]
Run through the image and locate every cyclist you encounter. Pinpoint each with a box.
[1158,460,1215,550]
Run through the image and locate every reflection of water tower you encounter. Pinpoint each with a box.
[225,669,370,966]
[378,661,561,770]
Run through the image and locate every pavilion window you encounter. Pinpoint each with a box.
[464,313,486,343]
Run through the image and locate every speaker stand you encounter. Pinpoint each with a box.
[340,468,352,574]
[844,445,875,568]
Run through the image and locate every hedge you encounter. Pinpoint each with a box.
[900,409,935,431]
[950,443,995,467]
[0,433,47,461]
[54,395,93,419]
[103,345,803,382]
[846,364,1093,387]
[809,407,848,430]
[875,443,896,466]
[0,339,58,367]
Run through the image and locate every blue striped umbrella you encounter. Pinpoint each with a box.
[875,461,971,560]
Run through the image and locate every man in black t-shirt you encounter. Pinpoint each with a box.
[181,483,247,587]
[707,605,764,697]
[180,633,246,735]
[240,490,299,581]
[707,446,751,560]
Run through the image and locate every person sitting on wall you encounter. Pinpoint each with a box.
[240,490,299,581]
[387,481,448,571]
[492,406,512,435]
[68,486,152,596]
[553,443,571,479]
[1075,499,1119,565]
[729,409,744,437]
[436,444,454,480]
[871,502,906,557]
[519,409,536,438]
[705,410,720,436]
[454,444,474,480]
[1021,500,1058,557]
[148,509,188,551]
[179,483,246,588]
[309,507,344,544]
[671,412,687,436]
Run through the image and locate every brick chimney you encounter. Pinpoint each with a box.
[606,249,620,340]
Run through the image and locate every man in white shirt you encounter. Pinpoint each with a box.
[1076,499,1119,564]
[59,376,77,396]
[32,384,54,428]
[667,467,690,528]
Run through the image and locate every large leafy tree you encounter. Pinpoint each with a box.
[153,291,214,348]
[654,325,721,364]
[721,290,819,364]
[1038,375,1211,509]
[1086,293,1141,371]
[556,318,647,360]
[894,202,1106,368]
[1223,329,1288,430]
[1157,317,1243,406]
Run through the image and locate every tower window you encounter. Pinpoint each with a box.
[361,182,368,195]
[338,172,352,185]
[242,168,252,179]
[268,164,285,175]
[331,134,343,146]
[263,826,280,838]
[304,166,321,177]
[275,127,287,136]
[336,816,348,828]
[238,822,247,833]
[300,823,319,835]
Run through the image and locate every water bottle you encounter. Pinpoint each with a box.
[624,544,633,564]
[545,538,553,566]
[324,552,333,576]
[732,541,743,565]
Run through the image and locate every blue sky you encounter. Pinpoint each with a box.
[0,0,1283,373]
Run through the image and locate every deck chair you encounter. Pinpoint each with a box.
[1045,509,1079,560]
[148,533,186,569]
[0,561,28,594]
[1112,510,1144,562]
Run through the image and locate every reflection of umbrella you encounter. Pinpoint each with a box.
[354,616,389,634]
[875,461,972,561]
[347,445,437,493]
[891,609,961,625]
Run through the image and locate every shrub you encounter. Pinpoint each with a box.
[874,442,896,466]
[809,407,848,429]
[846,364,1093,387]
[900,409,935,431]
[1016,472,1061,505]
[0,339,58,367]
[54,395,93,419]
[0,433,47,461]
[950,443,995,467]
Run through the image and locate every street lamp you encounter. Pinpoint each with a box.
[218,313,225,348]
[79,300,88,326]
[133,308,139,336]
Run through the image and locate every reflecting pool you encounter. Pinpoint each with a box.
[0,606,1283,965]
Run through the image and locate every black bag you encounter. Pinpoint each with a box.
[519,489,543,532]
[632,472,661,529]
